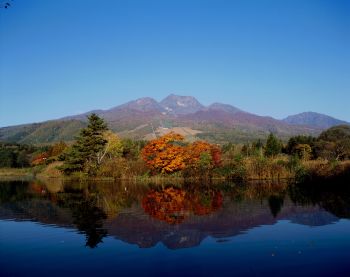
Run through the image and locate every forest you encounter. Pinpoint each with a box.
[1,113,350,183]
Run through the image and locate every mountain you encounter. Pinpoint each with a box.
[63,97,164,122]
[283,112,349,129]
[1,94,346,144]
[177,109,320,143]
[160,94,204,115]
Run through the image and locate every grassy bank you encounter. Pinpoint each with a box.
[0,167,34,178]
[298,160,350,184]
[1,158,349,185]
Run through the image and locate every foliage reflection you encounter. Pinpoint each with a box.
[1,178,350,249]
[142,186,223,224]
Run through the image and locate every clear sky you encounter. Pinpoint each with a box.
[0,0,349,127]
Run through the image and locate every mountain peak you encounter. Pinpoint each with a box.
[135,97,158,105]
[160,94,204,115]
[116,97,164,112]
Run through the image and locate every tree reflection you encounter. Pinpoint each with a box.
[289,182,350,219]
[0,181,31,203]
[142,186,223,224]
[70,198,108,248]
[2,178,350,251]
[268,195,285,218]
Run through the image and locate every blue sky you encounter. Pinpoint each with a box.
[0,0,349,127]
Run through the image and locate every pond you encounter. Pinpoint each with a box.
[0,179,349,276]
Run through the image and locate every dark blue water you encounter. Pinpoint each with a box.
[0,179,349,276]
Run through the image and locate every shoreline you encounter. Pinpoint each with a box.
[1,159,349,184]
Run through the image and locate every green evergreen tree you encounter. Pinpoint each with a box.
[0,148,16,167]
[60,113,108,176]
[252,139,264,157]
[16,151,29,167]
[285,135,316,156]
[265,133,282,157]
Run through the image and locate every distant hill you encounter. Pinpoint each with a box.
[206,103,242,114]
[2,94,347,144]
[0,120,86,144]
[318,125,350,141]
[283,112,349,129]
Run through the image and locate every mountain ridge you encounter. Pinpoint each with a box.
[283,112,349,129]
[0,94,348,144]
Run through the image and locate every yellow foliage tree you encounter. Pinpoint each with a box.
[294,144,312,160]
[97,131,124,164]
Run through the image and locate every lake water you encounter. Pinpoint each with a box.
[0,179,349,276]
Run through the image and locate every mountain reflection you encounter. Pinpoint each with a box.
[0,179,349,249]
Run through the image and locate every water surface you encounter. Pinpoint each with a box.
[0,179,349,276]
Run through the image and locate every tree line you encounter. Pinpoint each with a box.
[1,114,349,181]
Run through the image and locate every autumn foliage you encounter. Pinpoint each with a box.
[141,132,221,174]
[185,141,221,169]
[29,182,46,194]
[141,133,187,174]
[31,152,49,166]
[142,187,223,224]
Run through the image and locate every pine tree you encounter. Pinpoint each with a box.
[60,113,108,176]
[265,133,282,157]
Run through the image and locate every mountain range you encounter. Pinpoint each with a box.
[1,94,349,144]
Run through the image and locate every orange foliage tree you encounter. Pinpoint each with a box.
[31,152,49,166]
[185,141,221,170]
[141,133,222,174]
[141,132,187,174]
